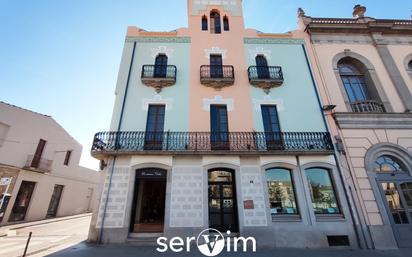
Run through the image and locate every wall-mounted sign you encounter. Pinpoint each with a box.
[136,168,167,179]
[243,200,254,210]
[0,178,12,186]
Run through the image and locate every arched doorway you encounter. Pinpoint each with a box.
[208,168,238,232]
[130,168,167,233]
[373,155,412,247]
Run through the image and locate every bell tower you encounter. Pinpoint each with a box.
[187,0,244,32]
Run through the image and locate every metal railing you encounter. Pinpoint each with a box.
[141,65,177,80]
[350,100,386,113]
[200,65,234,81]
[23,155,53,173]
[91,131,333,155]
[247,66,283,82]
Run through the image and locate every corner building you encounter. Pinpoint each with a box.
[299,5,412,249]
[91,0,357,248]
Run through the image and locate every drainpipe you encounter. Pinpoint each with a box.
[98,41,137,244]
[301,44,366,249]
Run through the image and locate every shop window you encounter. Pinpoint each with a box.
[9,181,36,222]
[305,167,341,215]
[266,168,298,215]
[202,15,208,31]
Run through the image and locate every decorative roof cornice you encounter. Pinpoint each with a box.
[303,16,412,35]
[126,36,191,43]
[244,37,304,45]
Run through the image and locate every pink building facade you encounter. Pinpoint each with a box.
[90,0,360,249]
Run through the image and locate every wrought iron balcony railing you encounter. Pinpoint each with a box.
[200,65,235,89]
[350,100,386,113]
[91,131,333,157]
[248,66,284,93]
[141,65,177,93]
[23,154,53,173]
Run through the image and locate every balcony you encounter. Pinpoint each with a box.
[248,66,284,93]
[91,131,333,158]
[200,65,234,89]
[141,65,177,93]
[350,100,386,113]
[23,155,53,173]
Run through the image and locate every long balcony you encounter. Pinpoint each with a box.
[248,66,284,93]
[23,154,53,173]
[200,65,234,89]
[350,100,386,113]
[141,65,177,93]
[91,131,333,158]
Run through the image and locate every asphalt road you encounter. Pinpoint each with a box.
[0,214,91,257]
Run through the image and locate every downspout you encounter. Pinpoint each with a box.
[301,44,365,249]
[99,41,137,244]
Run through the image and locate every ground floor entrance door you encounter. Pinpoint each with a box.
[378,179,412,248]
[208,169,238,232]
[130,168,167,233]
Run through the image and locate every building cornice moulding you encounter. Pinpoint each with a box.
[333,112,412,129]
[244,38,304,45]
[126,36,191,43]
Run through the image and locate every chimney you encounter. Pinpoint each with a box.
[353,4,366,18]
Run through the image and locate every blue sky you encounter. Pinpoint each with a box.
[0,0,410,169]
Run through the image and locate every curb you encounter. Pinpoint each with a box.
[0,213,92,237]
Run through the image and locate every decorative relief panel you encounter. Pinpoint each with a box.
[151,46,175,58]
[192,0,240,16]
[204,47,227,59]
[203,95,234,111]
[252,95,285,111]
[142,94,173,110]
[248,47,272,60]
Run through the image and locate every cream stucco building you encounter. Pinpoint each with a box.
[298,5,412,249]
[0,101,102,226]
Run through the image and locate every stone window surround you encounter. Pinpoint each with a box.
[260,162,347,224]
[404,53,412,81]
[332,51,393,112]
[364,143,412,229]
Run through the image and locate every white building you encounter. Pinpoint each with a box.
[0,101,101,225]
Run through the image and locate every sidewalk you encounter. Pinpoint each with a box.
[0,213,92,237]
[49,243,411,257]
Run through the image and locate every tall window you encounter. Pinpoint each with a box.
[210,54,223,78]
[9,181,36,222]
[63,150,72,166]
[202,15,208,31]
[210,105,229,150]
[261,105,282,150]
[223,15,229,31]
[256,55,270,79]
[266,168,298,216]
[154,54,168,78]
[305,168,341,215]
[144,105,165,150]
[31,139,46,168]
[210,10,221,34]
[338,60,369,102]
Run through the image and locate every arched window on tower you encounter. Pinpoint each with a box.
[408,60,412,70]
[210,10,221,34]
[337,57,385,113]
[201,15,208,31]
[223,15,229,31]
